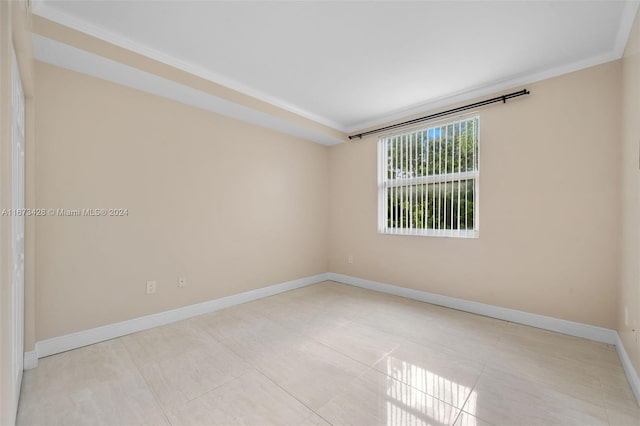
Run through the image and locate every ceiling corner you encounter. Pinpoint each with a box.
[614,1,640,58]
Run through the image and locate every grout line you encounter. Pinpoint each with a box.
[251,367,336,426]
[594,356,615,426]
[192,311,339,424]
[196,307,340,423]
[116,322,253,424]
[116,335,174,425]
[190,292,369,424]
[451,410,462,425]
[207,291,379,371]
[315,364,376,411]
[451,363,487,425]
[160,411,173,426]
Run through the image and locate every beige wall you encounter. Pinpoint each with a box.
[34,62,329,341]
[329,61,622,329]
[620,10,640,375]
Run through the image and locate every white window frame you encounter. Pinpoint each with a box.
[377,114,480,238]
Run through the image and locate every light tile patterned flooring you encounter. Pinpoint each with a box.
[17,281,640,425]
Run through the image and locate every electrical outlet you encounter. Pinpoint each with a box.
[178,276,187,288]
[146,280,157,295]
[347,255,353,264]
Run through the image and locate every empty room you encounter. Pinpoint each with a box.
[1,1,640,425]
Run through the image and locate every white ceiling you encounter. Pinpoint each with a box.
[34,1,639,133]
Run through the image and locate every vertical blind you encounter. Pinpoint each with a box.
[377,115,479,238]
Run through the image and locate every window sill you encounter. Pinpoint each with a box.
[379,228,479,239]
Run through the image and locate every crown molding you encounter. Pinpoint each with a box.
[34,35,344,146]
[345,48,619,134]
[31,0,347,132]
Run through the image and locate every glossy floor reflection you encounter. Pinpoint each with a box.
[17,281,640,425]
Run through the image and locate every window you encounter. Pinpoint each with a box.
[377,115,479,238]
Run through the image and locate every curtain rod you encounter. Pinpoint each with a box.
[348,88,531,140]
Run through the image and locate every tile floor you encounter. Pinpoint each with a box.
[17,281,640,425]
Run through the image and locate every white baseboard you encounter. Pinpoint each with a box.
[31,273,328,360]
[23,350,38,370]
[615,332,640,403]
[328,273,617,344]
[23,270,640,407]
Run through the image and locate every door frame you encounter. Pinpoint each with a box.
[11,45,25,415]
